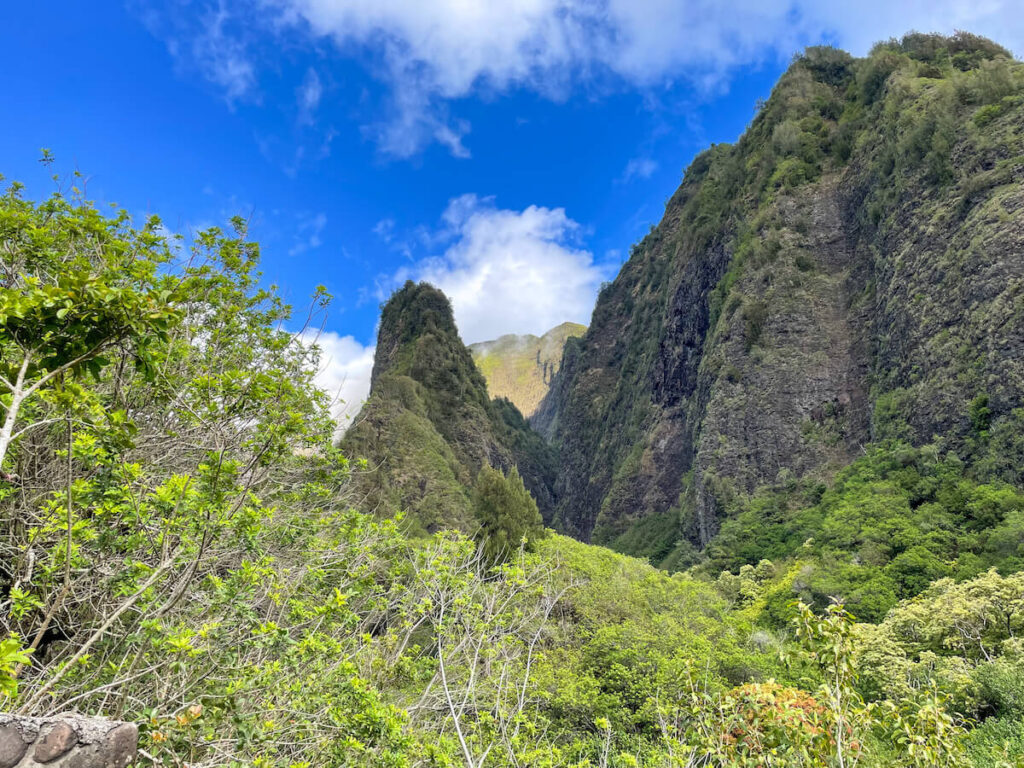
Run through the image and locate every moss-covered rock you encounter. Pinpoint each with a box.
[343,281,557,532]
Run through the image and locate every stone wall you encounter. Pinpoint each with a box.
[0,715,136,768]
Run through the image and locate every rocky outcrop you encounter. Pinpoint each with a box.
[0,715,136,768]
[539,35,1024,561]
[341,36,1024,565]
[343,282,557,532]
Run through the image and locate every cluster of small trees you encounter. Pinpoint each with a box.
[472,464,545,566]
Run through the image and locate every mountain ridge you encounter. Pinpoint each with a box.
[347,33,1024,582]
[538,33,1024,561]
[469,321,586,418]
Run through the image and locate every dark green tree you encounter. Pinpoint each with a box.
[472,465,545,565]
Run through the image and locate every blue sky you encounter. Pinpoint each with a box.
[2,1,1021,421]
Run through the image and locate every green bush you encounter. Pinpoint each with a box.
[974,659,1024,717]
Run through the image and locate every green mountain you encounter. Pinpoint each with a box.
[7,37,1024,765]
[537,33,1024,571]
[469,322,586,418]
[348,34,1024,621]
[341,281,557,532]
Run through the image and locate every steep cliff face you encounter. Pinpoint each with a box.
[539,34,1024,562]
[343,282,557,532]
[469,322,586,418]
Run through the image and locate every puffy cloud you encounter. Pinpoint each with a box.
[300,330,376,427]
[389,194,609,344]
[328,195,605,420]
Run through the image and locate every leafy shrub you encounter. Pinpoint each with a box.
[860,51,905,104]
[965,715,1024,767]
[773,120,803,155]
[795,253,816,272]
[973,103,1004,127]
[974,658,1024,717]
[799,45,856,86]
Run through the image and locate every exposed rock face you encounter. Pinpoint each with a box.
[341,36,1024,564]
[689,176,874,545]
[343,281,557,532]
[0,715,136,768]
[538,37,1024,561]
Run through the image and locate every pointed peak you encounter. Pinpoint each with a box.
[380,281,458,343]
[372,281,463,386]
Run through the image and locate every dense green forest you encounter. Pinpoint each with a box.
[3,30,1024,768]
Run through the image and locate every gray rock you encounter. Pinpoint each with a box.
[34,722,79,763]
[101,723,137,768]
[0,724,28,768]
[0,715,137,768]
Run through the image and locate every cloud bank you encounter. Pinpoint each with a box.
[279,0,1022,87]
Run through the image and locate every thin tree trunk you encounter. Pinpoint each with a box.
[0,354,31,469]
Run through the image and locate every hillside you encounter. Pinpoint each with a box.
[469,322,586,418]
[537,33,1024,575]
[341,281,557,531]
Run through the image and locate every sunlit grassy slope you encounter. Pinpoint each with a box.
[469,322,586,418]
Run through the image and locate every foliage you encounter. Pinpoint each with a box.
[7,31,1024,764]
[0,634,31,698]
[472,465,546,565]
[706,442,1024,621]
[0,173,181,471]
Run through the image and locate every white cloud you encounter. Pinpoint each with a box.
[143,1,258,105]
[297,68,323,124]
[301,330,376,427]
[388,194,609,343]
[146,0,1024,156]
[366,84,472,159]
[622,157,658,182]
[273,0,1024,154]
[281,0,1023,85]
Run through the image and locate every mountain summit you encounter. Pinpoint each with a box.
[346,34,1024,584]
[341,281,556,532]
[536,34,1024,563]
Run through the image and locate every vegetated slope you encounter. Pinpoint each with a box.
[5,156,1023,768]
[341,281,557,532]
[537,33,1024,567]
[469,322,586,418]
